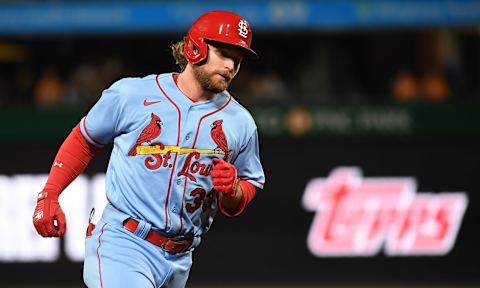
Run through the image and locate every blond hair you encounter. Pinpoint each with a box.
[170,38,188,72]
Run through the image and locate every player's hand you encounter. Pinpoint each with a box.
[210,158,239,198]
[32,191,67,237]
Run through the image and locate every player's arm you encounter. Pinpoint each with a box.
[211,125,265,216]
[210,158,257,216]
[33,80,124,237]
[32,124,101,237]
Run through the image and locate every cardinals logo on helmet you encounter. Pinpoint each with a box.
[210,119,231,160]
[128,113,163,156]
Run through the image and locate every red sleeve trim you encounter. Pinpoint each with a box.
[238,176,264,189]
[82,117,105,147]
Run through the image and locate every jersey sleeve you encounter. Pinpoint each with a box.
[234,129,265,189]
[79,80,124,147]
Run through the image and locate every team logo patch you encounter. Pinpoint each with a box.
[128,113,163,156]
[210,119,230,161]
[238,19,249,39]
[130,119,232,178]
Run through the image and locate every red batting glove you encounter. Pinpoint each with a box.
[32,191,67,237]
[210,158,239,198]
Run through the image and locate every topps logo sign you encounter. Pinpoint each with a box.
[302,167,468,257]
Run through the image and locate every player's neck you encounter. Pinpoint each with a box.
[176,70,215,102]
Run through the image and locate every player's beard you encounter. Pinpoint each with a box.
[192,65,233,93]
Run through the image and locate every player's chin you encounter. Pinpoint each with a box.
[210,78,230,92]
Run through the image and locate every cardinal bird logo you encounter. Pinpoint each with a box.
[128,113,163,156]
[210,119,229,160]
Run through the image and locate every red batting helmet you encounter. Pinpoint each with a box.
[184,10,258,65]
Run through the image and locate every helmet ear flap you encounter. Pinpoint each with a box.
[184,34,208,65]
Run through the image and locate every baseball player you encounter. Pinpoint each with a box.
[32,10,265,287]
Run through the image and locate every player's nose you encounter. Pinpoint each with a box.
[223,57,235,72]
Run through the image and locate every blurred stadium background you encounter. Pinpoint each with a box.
[1,0,479,287]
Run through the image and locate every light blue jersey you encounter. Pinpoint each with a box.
[82,73,265,287]
[80,73,265,238]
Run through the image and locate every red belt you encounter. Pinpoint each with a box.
[123,218,192,254]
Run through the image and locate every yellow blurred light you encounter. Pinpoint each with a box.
[0,42,29,62]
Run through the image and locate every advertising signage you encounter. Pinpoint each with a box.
[0,137,479,286]
[303,167,467,257]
